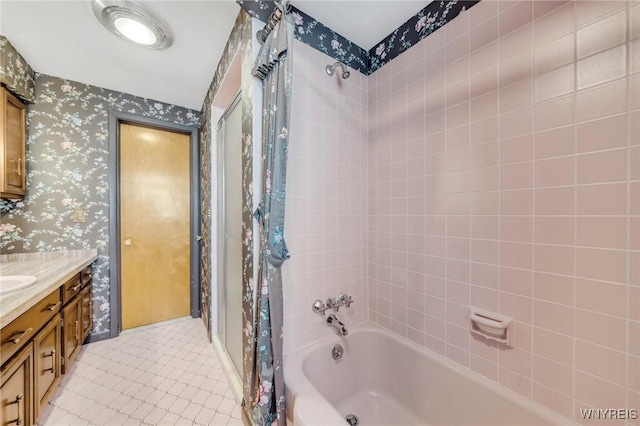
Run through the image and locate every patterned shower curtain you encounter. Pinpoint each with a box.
[248,4,293,425]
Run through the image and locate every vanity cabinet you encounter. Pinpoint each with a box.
[0,342,34,426]
[0,85,27,199]
[0,264,93,424]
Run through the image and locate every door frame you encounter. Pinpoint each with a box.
[108,111,201,339]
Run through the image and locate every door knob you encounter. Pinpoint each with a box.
[123,238,132,246]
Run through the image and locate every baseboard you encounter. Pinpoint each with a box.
[84,330,110,344]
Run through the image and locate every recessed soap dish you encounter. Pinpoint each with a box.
[470,307,513,348]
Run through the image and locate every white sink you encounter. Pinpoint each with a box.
[0,275,38,295]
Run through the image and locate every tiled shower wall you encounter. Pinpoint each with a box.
[283,39,369,354]
[367,0,638,423]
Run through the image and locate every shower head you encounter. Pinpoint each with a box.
[326,62,350,79]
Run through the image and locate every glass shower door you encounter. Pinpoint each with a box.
[216,93,243,377]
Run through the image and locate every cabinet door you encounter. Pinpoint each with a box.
[33,315,61,419]
[0,342,33,426]
[1,87,27,197]
[61,297,81,374]
[80,283,93,342]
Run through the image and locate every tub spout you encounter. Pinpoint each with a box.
[327,314,348,336]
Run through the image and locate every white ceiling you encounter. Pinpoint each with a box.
[0,0,241,110]
[0,0,431,111]
[291,1,431,50]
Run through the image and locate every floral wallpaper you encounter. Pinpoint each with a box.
[0,35,36,103]
[0,73,200,337]
[369,0,480,73]
[237,0,480,75]
[237,1,369,74]
[240,16,257,421]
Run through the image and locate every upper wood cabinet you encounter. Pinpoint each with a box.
[1,85,27,199]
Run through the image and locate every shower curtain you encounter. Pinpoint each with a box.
[248,4,293,425]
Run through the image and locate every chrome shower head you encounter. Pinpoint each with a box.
[326,62,350,79]
[325,64,335,76]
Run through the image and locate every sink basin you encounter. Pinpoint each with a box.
[0,275,38,295]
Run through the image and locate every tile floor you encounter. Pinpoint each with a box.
[39,318,243,426]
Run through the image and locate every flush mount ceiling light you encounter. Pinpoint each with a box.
[92,0,172,49]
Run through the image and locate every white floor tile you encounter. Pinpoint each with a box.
[39,318,241,426]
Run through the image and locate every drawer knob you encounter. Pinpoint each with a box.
[69,284,81,292]
[8,328,32,344]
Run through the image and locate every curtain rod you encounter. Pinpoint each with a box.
[256,1,291,44]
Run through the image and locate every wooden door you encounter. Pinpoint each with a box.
[120,123,191,330]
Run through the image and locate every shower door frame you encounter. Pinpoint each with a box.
[216,91,244,376]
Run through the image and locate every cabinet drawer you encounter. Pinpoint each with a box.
[80,266,92,286]
[1,342,33,426]
[62,273,82,305]
[33,314,61,419]
[1,290,61,366]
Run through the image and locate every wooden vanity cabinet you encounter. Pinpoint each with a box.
[0,86,27,199]
[33,315,61,419]
[0,342,34,426]
[1,264,93,424]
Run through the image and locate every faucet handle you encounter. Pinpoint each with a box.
[337,293,354,309]
[312,299,327,316]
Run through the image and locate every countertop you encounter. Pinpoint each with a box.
[0,249,98,329]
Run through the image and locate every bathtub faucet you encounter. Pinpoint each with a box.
[327,314,348,336]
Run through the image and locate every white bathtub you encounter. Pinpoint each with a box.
[285,322,574,426]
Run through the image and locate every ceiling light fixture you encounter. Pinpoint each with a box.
[92,0,172,50]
